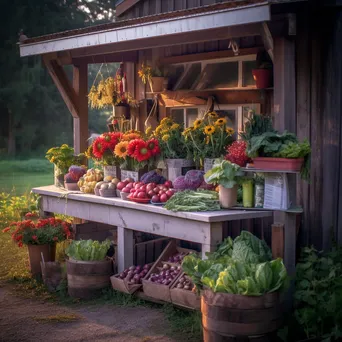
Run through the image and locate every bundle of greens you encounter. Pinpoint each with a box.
[182,231,288,296]
[66,239,111,261]
[164,190,220,212]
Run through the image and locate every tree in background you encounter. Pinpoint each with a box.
[0,0,114,157]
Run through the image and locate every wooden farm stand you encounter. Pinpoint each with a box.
[32,185,273,272]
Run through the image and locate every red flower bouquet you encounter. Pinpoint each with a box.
[225,141,251,167]
[2,216,72,247]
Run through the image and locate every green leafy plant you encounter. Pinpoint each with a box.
[289,246,342,341]
[182,231,288,296]
[65,239,111,261]
[204,159,244,188]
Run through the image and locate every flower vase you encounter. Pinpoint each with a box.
[28,244,56,276]
[166,159,195,182]
[54,165,65,188]
[219,185,238,208]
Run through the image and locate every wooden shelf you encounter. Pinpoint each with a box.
[242,167,300,174]
[232,206,303,214]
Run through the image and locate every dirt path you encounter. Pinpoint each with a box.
[0,285,180,342]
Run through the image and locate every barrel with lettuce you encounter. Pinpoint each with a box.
[66,239,114,299]
[182,231,288,340]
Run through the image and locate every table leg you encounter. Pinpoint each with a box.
[201,222,223,259]
[117,226,134,272]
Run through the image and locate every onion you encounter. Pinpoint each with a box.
[129,266,136,271]
[170,266,175,271]
[143,264,150,270]
[119,272,125,278]
[177,283,183,289]
[124,268,129,273]
[165,280,171,285]
[177,266,181,270]
[184,285,190,290]
[165,271,170,276]
[128,270,134,276]
[136,265,142,271]
[160,271,165,277]
[163,264,169,270]
[179,277,185,283]
[169,257,174,263]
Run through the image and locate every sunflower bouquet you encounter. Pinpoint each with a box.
[183,111,235,167]
[113,132,161,171]
[153,117,189,159]
[86,132,123,167]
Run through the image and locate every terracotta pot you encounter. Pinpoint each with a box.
[252,69,272,89]
[28,244,56,276]
[253,157,304,172]
[149,77,165,93]
[219,185,238,208]
[64,182,79,191]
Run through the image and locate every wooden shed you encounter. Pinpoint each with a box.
[19,0,342,251]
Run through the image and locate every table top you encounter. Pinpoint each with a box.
[32,185,273,223]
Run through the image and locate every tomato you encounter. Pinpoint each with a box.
[164,180,173,188]
[151,195,160,203]
[137,191,147,198]
[160,194,168,203]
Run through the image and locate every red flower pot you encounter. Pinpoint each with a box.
[253,157,304,172]
[252,69,272,89]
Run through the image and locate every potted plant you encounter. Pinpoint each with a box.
[252,50,273,89]
[86,132,123,179]
[45,144,85,187]
[182,111,235,171]
[153,117,195,182]
[204,159,244,208]
[88,66,138,120]
[225,140,251,167]
[2,216,72,276]
[65,239,113,299]
[182,231,288,340]
[138,63,166,93]
[113,132,161,181]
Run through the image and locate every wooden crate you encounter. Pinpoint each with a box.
[170,273,200,310]
[142,240,197,303]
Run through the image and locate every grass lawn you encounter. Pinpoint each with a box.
[0,159,53,195]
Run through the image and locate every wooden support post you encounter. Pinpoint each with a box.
[117,226,134,272]
[201,222,223,259]
[273,37,296,133]
[73,63,88,154]
[272,223,284,259]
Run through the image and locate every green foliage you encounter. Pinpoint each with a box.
[65,239,111,261]
[204,159,244,188]
[290,246,342,341]
[0,158,52,173]
[182,231,288,296]
[164,190,220,212]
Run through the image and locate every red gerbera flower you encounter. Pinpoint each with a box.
[146,138,160,156]
[92,136,109,159]
[127,139,142,156]
[133,140,152,162]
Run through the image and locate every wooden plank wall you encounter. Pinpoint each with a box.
[296,6,342,249]
[119,0,225,20]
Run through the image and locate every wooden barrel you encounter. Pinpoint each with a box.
[201,289,284,342]
[67,259,113,299]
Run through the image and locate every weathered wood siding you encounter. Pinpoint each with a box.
[117,0,225,20]
[296,5,342,249]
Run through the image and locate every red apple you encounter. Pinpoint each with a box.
[139,184,147,192]
[147,190,155,198]
[146,183,156,192]
[160,194,168,203]
[158,190,165,196]
[126,183,133,189]
[166,190,174,198]
[130,188,136,193]
[123,178,132,184]
[153,187,160,193]
[122,187,131,193]
[117,182,126,191]
[137,191,147,198]
[151,195,160,203]
[164,180,173,188]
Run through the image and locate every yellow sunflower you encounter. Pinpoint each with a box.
[204,125,216,135]
[215,118,227,126]
[155,125,163,135]
[162,134,170,142]
[170,123,180,130]
[114,141,129,158]
[208,111,219,119]
[226,127,235,135]
[160,117,172,127]
[193,119,203,129]
[145,127,152,136]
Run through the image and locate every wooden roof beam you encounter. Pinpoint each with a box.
[43,56,79,118]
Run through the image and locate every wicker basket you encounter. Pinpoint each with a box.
[99,189,116,197]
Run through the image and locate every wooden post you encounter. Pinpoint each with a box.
[73,63,88,154]
[117,226,134,272]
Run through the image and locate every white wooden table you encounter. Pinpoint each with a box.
[32,186,273,272]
